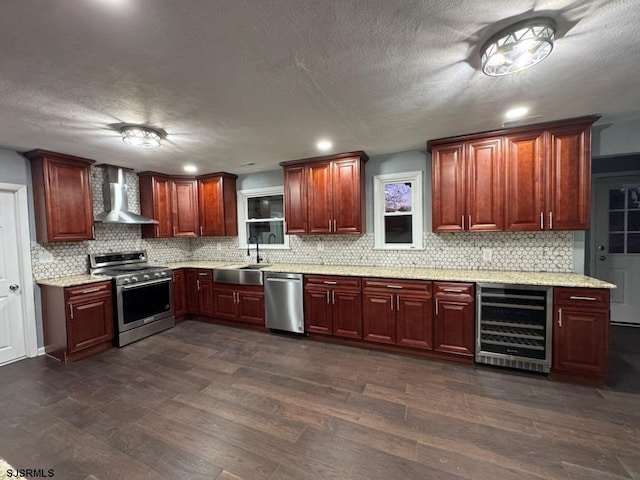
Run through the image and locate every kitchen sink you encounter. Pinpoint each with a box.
[213,264,271,285]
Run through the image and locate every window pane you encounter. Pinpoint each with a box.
[628,234,640,253]
[247,220,285,245]
[385,182,412,213]
[247,195,283,219]
[629,211,640,232]
[609,233,624,253]
[609,211,624,232]
[609,189,625,210]
[385,215,412,244]
[629,187,640,209]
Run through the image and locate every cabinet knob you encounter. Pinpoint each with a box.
[9,284,19,292]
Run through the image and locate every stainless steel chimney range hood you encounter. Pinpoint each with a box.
[94,165,158,225]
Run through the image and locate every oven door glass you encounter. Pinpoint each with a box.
[121,280,172,325]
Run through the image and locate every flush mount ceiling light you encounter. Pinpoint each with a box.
[120,126,162,148]
[481,18,556,76]
[316,139,333,152]
[505,106,529,119]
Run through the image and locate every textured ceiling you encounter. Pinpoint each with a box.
[1,0,639,174]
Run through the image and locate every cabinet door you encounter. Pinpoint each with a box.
[185,270,199,315]
[546,124,591,230]
[434,296,474,357]
[332,157,364,233]
[305,286,332,334]
[139,174,173,238]
[237,291,265,325]
[553,307,609,378]
[213,286,237,320]
[504,131,546,231]
[67,296,113,353]
[466,138,503,231]
[307,161,333,234]
[332,288,363,339]
[198,279,214,318]
[283,166,308,234]
[172,270,187,320]
[431,144,465,232]
[172,179,199,237]
[396,294,433,350]
[198,176,225,236]
[362,292,395,344]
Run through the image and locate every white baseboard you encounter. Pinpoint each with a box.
[37,346,46,356]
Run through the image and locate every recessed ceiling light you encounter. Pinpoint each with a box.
[183,165,197,173]
[120,126,162,148]
[505,107,529,119]
[316,139,333,152]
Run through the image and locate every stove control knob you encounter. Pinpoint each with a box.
[122,278,131,285]
[160,271,167,277]
[131,276,139,283]
[154,272,161,278]
[143,274,150,280]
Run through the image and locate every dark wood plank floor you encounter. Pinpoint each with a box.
[1,321,639,480]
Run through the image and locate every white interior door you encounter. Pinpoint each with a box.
[0,189,27,363]
[593,175,640,325]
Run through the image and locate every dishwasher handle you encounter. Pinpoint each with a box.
[266,277,301,283]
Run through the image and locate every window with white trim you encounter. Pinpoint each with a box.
[373,171,423,249]
[237,187,289,249]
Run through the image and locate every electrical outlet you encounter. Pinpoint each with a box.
[316,241,324,251]
[482,248,493,263]
[216,242,222,251]
[38,251,54,263]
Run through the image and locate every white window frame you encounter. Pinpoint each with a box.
[237,186,290,249]
[373,171,423,250]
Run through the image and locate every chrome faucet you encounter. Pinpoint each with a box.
[247,235,263,263]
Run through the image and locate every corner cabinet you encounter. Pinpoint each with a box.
[552,287,610,385]
[25,150,95,242]
[139,172,237,238]
[280,151,368,235]
[428,115,598,233]
[40,280,113,361]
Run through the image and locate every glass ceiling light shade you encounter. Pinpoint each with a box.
[481,18,556,76]
[120,126,162,148]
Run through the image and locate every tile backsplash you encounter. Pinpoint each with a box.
[30,166,575,280]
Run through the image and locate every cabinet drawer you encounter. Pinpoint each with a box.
[305,275,361,289]
[434,282,474,296]
[65,281,111,300]
[363,278,431,294]
[554,287,610,308]
[197,269,213,279]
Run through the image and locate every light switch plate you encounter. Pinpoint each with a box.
[482,248,493,262]
[216,242,222,251]
[316,241,324,251]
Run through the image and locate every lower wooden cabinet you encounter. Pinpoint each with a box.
[172,269,187,321]
[362,278,433,349]
[213,283,265,325]
[40,281,114,361]
[183,269,214,318]
[433,282,475,358]
[305,276,362,338]
[552,287,610,385]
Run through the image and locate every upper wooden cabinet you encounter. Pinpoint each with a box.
[198,173,238,236]
[139,172,237,238]
[428,115,599,233]
[26,150,95,243]
[280,151,368,235]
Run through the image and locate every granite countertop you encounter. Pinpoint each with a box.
[36,262,616,289]
[37,274,112,288]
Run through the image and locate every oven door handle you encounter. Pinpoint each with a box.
[121,278,172,290]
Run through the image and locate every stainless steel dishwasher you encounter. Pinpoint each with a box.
[264,272,305,333]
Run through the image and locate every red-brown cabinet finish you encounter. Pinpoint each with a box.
[184,269,200,315]
[362,278,433,349]
[139,173,173,238]
[280,151,368,235]
[40,281,113,362]
[504,130,546,231]
[552,287,610,385]
[466,138,503,231]
[172,269,187,321]
[304,275,362,338]
[26,150,95,242]
[198,173,238,236]
[431,143,465,232]
[213,283,265,325]
[172,178,199,237]
[197,270,214,317]
[283,166,307,234]
[433,282,474,357]
[546,124,592,230]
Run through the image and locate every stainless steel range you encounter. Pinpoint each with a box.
[89,250,174,346]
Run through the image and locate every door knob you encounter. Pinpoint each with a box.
[9,284,19,291]
[599,255,607,261]
[598,245,606,251]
